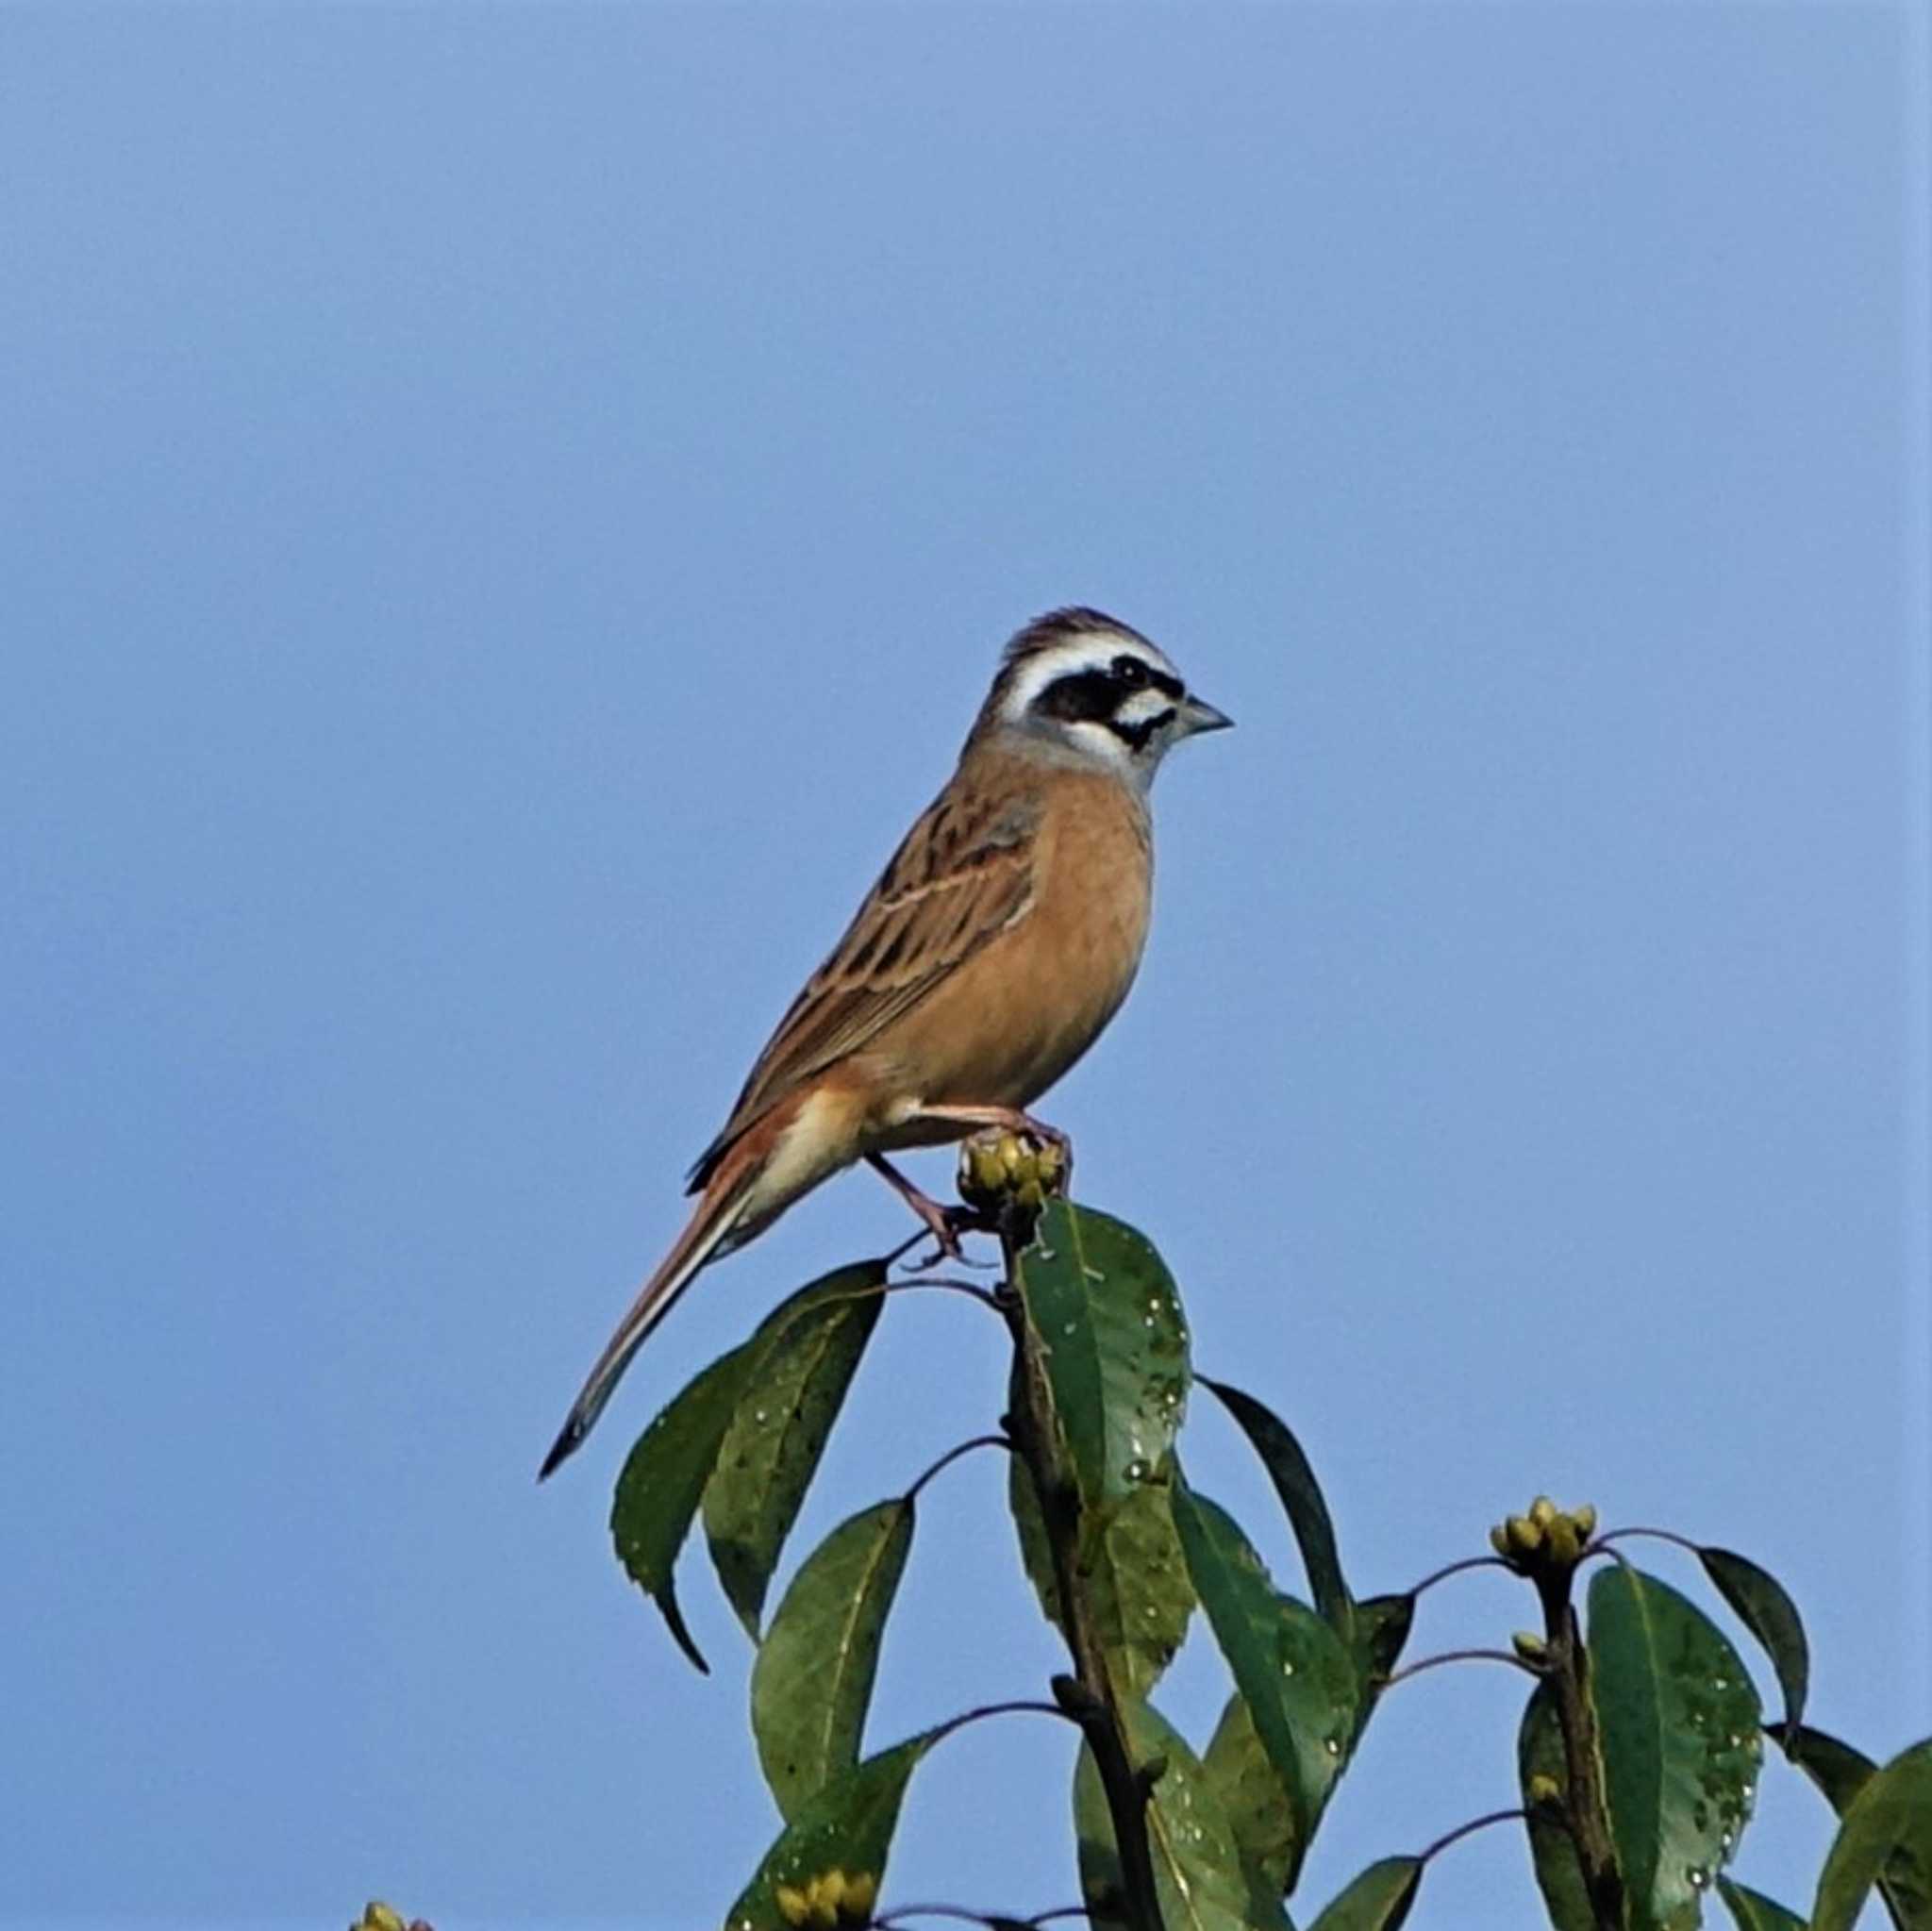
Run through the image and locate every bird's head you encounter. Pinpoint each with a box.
[975,607,1232,790]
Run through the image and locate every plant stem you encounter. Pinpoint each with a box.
[930,1700,1079,1743]
[885,1275,1005,1309]
[1407,1553,1513,1598]
[1592,1525,1701,1557]
[1416,1806,1529,1866]
[1381,1646,1538,1690]
[996,1202,1167,1931]
[905,1433,1013,1503]
[1537,1571,1624,1931]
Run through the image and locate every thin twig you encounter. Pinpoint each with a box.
[929,1699,1081,1746]
[1408,1553,1513,1599]
[876,1897,1095,1927]
[874,1910,1091,1930]
[904,1434,1011,1503]
[885,1275,1004,1309]
[1381,1647,1538,1690]
[1416,1806,1530,1866]
[1592,1525,1701,1557]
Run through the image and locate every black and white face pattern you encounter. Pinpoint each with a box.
[992,609,1231,788]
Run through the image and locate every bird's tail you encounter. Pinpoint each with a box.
[538,1163,758,1481]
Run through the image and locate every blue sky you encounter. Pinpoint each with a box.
[3,6,1926,1927]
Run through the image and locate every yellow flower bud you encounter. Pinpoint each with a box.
[1571,1503,1597,1540]
[1529,1495,1558,1529]
[775,1885,812,1927]
[1544,1516,1580,1566]
[1526,1773,1562,1806]
[1511,1630,1548,1663]
[1509,1513,1545,1554]
[841,1872,879,1921]
[360,1906,407,1931]
[1491,1523,1512,1558]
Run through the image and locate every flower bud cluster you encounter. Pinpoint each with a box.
[774,1867,879,1927]
[957,1128,1067,1214]
[348,1905,431,1931]
[1490,1495,1598,1576]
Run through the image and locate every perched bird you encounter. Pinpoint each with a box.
[540,608,1230,1478]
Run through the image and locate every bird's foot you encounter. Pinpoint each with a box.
[869,1153,993,1268]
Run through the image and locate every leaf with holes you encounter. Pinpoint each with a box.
[1008,1452,1194,1699]
[1809,1739,1932,1931]
[610,1342,755,1672]
[1202,1693,1299,1908]
[1075,1696,1288,1931]
[1517,1681,1596,1931]
[1174,1486,1358,1887]
[751,1498,913,1823]
[1699,1546,1808,1740]
[1010,1199,1191,1509]
[1588,1564,1764,1930]
[1203,1376,1351,1632]
[725,1731,937,1931]
[702,1259,887,1637]
[1346,1592,1415,1751]
[1305,1856,1423,1931]
[1716,1877,1807,1931]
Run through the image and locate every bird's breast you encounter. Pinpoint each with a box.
[873,774,1153,1132]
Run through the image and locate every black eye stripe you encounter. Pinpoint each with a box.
[1034,661,1184,754]
[1035,668,1121,725]
[1108,707,1175,753]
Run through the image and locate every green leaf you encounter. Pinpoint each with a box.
[751,1498,914,1823]
[1698,1547,1808,1740]
[1345,1592,1415,1750]
[1304,1857,1423,1931]
[1588,1563,1765,1930]
[1714,1877,1807,1931]
[1075,1696,1288,1930]
[1772,1723,1930,1931]
[1810,1739,1932,1931]
[1202,1377,1351,1632]
[724,1731,936,1931]
[1174,1486,1358,1886]
[1008,1451,1194,1698]
[1203,1694,1300,1906]
[610,1342,756,1672]
[1771,1720,1879,1808]
[1518,1680,1597,1931]
[702,1259,888,1637]
[1011,1199,1191,1508]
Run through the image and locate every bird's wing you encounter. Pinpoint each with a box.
[687,778,1042,1190]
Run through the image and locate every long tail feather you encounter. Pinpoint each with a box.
[538,1169,755,1481]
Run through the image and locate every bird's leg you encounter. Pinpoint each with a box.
[866,1152,979,1264]
[908,1103,1074,1184]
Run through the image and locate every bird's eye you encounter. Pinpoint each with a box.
[1112,655,1148,689]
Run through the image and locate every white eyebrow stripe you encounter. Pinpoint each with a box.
[997,635,1184,725]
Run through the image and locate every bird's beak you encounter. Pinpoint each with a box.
[1178,693,1234,736]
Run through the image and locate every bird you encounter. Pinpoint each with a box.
[539,607,1231,1479]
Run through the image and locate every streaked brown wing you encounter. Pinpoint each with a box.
[686,779,1041,1190]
